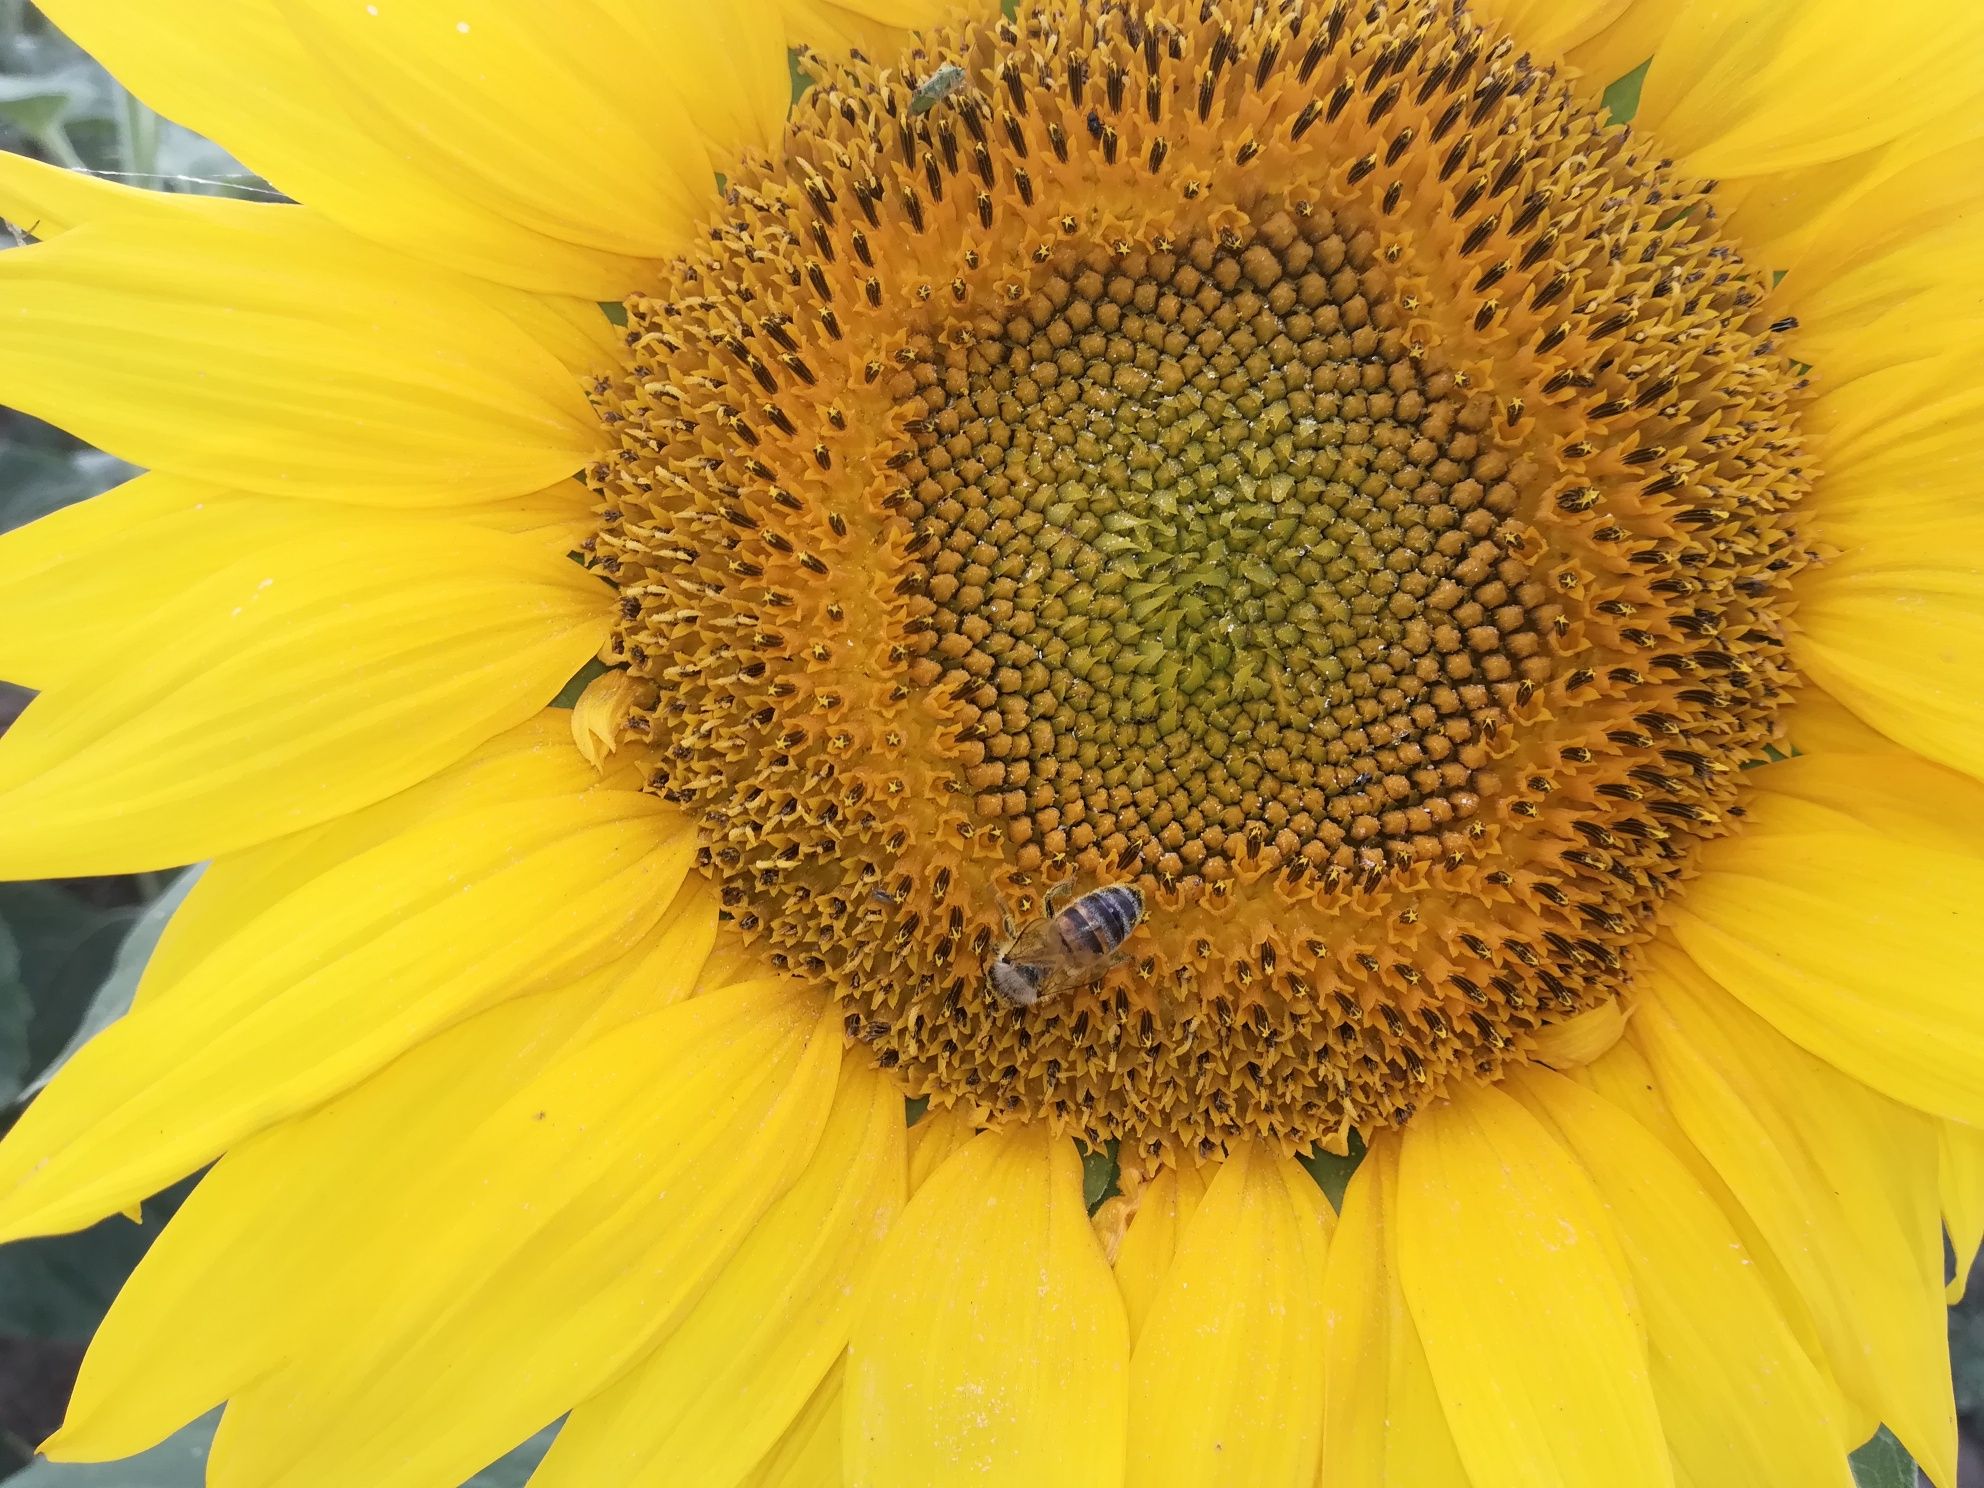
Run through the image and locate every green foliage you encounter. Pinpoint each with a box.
[0,924,28,1108]
[1849,1427,1920,1488]
[1602,59,1651,126]
[0,442,132,538]
[549,658,610,710]
[0,879,200,1350]
[1080,1139,1119,1213]
[1298,1131,1366,1211]
[7,1418,558,1486]
[0,887,138,1082]
[6,1417,214,1488]
[1954,1272,1984,1421]
[0,1200,177,1345]
[24,872,197,1102]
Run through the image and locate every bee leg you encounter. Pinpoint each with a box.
[1044,877,1081,914]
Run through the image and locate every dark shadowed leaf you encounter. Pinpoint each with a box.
[1849,1427,1921,1488]
[8,1414,214,1486]
[0,884,137,1076]
[0,1184,188,1343]
[8,1417,559,1486]
[1080,1140,1119,1212]
[25,869,198,1101]
[550,657,609,709]
[0,918,31,1105]
[1298,1130,1366,1211]
[0,444,136,535]
[0,67,103,140]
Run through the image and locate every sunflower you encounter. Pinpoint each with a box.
[0,0,1980,1483]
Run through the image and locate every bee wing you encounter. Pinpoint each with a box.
[1000,916,1066,967]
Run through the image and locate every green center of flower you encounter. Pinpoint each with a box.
[896,208,1553,883]
[585,0,1811,1160]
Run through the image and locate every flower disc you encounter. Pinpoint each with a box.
[588,0,1810,1158]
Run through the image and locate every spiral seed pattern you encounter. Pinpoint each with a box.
[585,0,1811,1159]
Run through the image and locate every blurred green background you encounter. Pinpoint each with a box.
[0,3,1976,1484]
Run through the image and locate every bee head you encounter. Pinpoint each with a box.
[988,960,1047,1008]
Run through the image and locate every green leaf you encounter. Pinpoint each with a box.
[25,868,199,1101]
[550,657,610,709]
[1849,1427,1920,1488]
[8,1417,560,1485]
[9,1414,216,1486]
[1298,1131,1366,1211]
[0,884,139,1076]
[0,444,135,534]
[0,82,69,138]
[1080,1139,1119,1212]
[1601,59,1650,126]
[0,917,31,1105]
[463,1427,558,1487]
[0,1199,176,1342]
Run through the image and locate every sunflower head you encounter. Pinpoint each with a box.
[586,0,1810,1160]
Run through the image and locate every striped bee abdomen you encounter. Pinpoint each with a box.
[1055,885,1146,958]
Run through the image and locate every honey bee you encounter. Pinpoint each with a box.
[988,882,1146,1008]
[908,63,967,116]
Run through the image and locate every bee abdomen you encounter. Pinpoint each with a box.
[1057,884,1146,956]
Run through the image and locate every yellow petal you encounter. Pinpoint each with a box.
[48,901,715,1461]
[0,151,627,380]
[0,516,611,876]
[570,668,644,768]
[0,785,693,1239]
[844,1124,1128,1488]
[1762,132,1984,378]
[0,473,593,690]
[1673,756,1984,1126]
[1513,1067,1854,1488]
[272,2,718,251]
[904,1101,977,1192]
[0,147,222,237]
[1795,358,1984,781]
[1942,1121,1984,1304]
[1784,687,1909,758]
[742,1363,846,1488]
[594,1,791,163]
[1529,996,1629,1069]
[427,482,595,553]
[130,712,599,1003]
[1109,1162,1208,1343]
[1632,946,1955,1484]
[1794,546,1984,790]
[1395,1083,1671,1488]
[0,208,598,502]
[34,1,785,296]
[1636,0,1984,179]
[1128,1143,1331,1488]
[1317,1139,1473,1488]
[204,983,841,1488]
[1574,1031,1857,1435]
[1563,5,1680,98]
[782,0,959,56]
[1806,352,1983,533]
[1724,117,1984,275]
[1468,0,1633,62]
[533,1053,904,1488]
[0,473,307,689]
